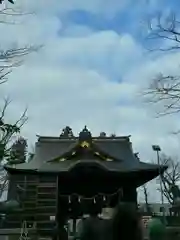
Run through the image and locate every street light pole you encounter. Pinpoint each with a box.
[152,145,165,225]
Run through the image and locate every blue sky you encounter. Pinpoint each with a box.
[60,0,180,42]
[1,0,180,202]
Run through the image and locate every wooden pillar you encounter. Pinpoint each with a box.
[56,176,69,240]
[122,186,137,204]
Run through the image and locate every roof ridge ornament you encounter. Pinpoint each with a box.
[79,126,92,148]
[134,152,140,161]
[60,126,74,138]
[99,132,106,137]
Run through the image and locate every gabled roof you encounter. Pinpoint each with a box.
[4,126,167,187]
[47,140,128,163]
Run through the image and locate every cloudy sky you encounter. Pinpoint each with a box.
[1,0,180,202]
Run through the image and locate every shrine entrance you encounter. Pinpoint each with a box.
[57,186,123,238]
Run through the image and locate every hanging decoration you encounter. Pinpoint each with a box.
[59,188,123,205]
[19,221,28,240]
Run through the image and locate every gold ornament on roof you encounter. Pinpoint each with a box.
[95,152,100,155]
[80,141,90,148]
[95,152,113,161]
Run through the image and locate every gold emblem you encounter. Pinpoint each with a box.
[80,141,90,148]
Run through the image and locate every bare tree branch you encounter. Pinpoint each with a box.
[0,45,40,62]
[0,4,34,25]
[156,154,180,204]
[0,98,28,195]
[0,1,42,82]
[0,7,31,16]
[0,106,27,149]
[0,0,40,197]
[141,184,152,214]
[146,12,180,52]
[0,96,11,119]
[143,73,180,116]
[0,68,11,84]
[143,12,180,116]
[0,44,42,83]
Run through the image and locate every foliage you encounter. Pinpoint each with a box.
[9,136,27,164]
[0,98,27,163]
[0,100,27,197]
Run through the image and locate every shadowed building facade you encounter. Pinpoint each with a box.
[4,126,166,236]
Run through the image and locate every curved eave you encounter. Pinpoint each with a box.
[4,165,37,175]
[134,164,168,187]
[4,161,168,178]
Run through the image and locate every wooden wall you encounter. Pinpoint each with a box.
[6,173,58,234]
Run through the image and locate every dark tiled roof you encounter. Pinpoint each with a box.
[4,135,167,179]
[16,137,135,169]
[94,140,139,165]
[35,137,135,162]
[26,139,77,168]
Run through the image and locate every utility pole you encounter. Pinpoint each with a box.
[152,145,165,225]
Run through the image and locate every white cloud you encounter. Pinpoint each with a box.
[1,0,180,203]
[60,24,93,37]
